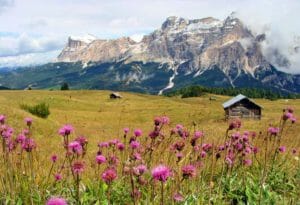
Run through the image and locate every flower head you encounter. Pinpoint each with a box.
[51,155,58,163]
[59,125,73,136]
[46,197,67,205]
[22,138,36,152]
[123,127,130,134]
[173,192,184,202]
[182,164,196,179]
[24,117,33,127]
[0,115,5,124]
[279,146,286,153]
[134,129,142,137]
[95,155,106,164]
[54,173,62,181]
[68,141,82,154]
[72,161,85,174]
[102,168,117,184]
[151,165,171,182]
[243,159,252,166]
[130,140,140,149]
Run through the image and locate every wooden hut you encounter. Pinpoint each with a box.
[222,94,262,120]
[110,92,122,99]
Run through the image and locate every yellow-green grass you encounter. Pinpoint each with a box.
[0,90,299,179]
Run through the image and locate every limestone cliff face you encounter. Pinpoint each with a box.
[57,15,271,77]
[57,15,295,92]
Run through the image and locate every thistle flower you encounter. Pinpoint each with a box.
[54,173,62,181]
[22,138,36,152]
[133,164,147,176]
[109,139,119,146]
[130,140,140,149]
[117,142,125,151]
[24,117,33,127]
[243,159,252,166]
[282,112,293,121]
[278,146,286,153]
[123,127,130,134]
[75,136,88,147]
[68,141,82,154]
[102,168,117,184]
[200,151,207,158]
[72,161,85,174]
[98,142,109,148]
[268,127,280,136]
[176,152,183,162]
[154,117,162,126]
[58,125,73,136]
[134,129,142,137]
[161,116,170,125]
[0,115,5,124]
[151,165,171,182]
[16,134,26,144]
[46,197,67,205]
[182,164,196,179]
[95,155,106,164]
[132,152,142,161]
[173,192,184,202]
[51,155,58,163]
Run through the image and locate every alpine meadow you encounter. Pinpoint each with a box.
[1,0,300,204]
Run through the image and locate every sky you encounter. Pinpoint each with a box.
[0,0,299,73]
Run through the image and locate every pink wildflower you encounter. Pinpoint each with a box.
[151,165,171,182]
[182,164,196,179]
[0,115,5,124]
[68,141,82,154]
[279,146,286,153]
[46,197,67,205]
[54,173,62,181]
[243,159,252,166]
[51,155,58,163]
[72,161,85,174]
[58,125,73,136]
[102,168,117,184]
[173,192,184,202]
[123,127,130,134]
[95,155,106,164]
[24,117,33,127]
[130,140,140,149]
[134,129,142,137]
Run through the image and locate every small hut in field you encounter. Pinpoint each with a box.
[110,92,122,99]
[222,94,262,120]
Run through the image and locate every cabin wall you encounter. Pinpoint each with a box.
[225,99,261,120]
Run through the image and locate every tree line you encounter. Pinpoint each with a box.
[164,85,300,100]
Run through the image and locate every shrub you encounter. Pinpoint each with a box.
[61,83,69,90]
[20,102,50,118]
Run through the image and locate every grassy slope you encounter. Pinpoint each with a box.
[0,90,299,175]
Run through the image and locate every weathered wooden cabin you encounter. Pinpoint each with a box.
[222,94,262,120]
[110,92,122,99]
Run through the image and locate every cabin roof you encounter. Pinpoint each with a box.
[222,94,262,109]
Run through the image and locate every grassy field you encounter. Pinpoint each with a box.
[0,90,299,204]
[1,90,299,147]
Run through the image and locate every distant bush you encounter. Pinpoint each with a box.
[61,82,69,90]
[20,102,50,118]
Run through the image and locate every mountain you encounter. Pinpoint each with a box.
[1,15,300,94]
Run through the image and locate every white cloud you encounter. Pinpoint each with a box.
[0,50,60,67]
[0,33,64,57]
[0,0,13,13]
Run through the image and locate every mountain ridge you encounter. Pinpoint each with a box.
[0,15,300,94]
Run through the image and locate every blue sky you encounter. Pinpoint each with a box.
[0,0,299,72]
